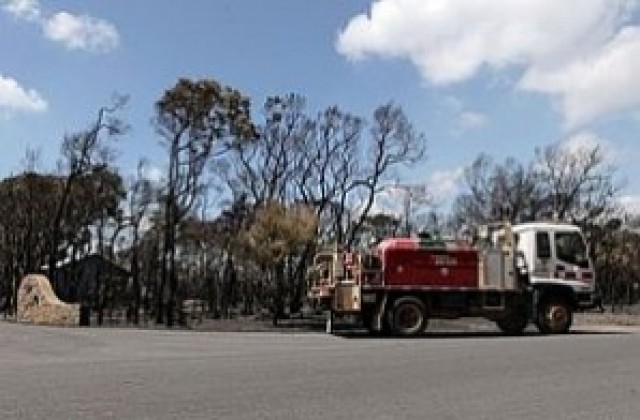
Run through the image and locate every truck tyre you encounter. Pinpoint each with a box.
[362,312,379,333]
[495,309,528,336]
[362,312,388,335]
[536,299,573,334]
[389,297,427,336]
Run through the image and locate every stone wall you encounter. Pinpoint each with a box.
[17,274,80,326]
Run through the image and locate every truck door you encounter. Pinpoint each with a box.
[534,231,552,278]
[553,231,593,281]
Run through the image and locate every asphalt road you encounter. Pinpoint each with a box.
[0,322,639,420]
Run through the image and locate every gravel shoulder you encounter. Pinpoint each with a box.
[188,311,640,334]
[6,309,640,334]
[574,312,640,327]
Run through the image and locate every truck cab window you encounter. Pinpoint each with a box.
[536,232,551,259]
[555,232,589,268]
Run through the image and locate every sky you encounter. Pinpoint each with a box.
[2,0,640,214]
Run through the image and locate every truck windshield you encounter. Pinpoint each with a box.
[555,232,589,268]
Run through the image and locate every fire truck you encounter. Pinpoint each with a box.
[307,222,595,336]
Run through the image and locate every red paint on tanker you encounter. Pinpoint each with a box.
[377,238,479,288]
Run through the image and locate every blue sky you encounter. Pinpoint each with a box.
[2,0,640,213]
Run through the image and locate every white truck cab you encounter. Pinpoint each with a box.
[486,221,596,334]
[512,222,595,309]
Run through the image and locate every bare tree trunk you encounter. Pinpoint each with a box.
[157,247,167,324]
[290,244,314,314]
[131,248,141,325]
[272,262,285,327]
[157,202,174,325]
[608,251,615,314]
[206,273,215,317]
[96,272,104,326]
[144,257,155,325]
[48,177,73,283]
[221,254,234,319]
[166,240,177,327]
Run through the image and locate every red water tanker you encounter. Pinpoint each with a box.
[308,223,596,336]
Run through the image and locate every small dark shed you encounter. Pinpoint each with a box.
[49,254,131,305]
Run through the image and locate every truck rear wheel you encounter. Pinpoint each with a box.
[536,299,573,334]
[389,297,427,336]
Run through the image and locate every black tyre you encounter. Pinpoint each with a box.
[496,309,528,336]
[362,312,377,333]
[536,299,573,334]
[389,297,427,336]
[362,312,388,335]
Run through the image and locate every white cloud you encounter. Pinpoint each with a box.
[0,74,47,114]
[2,0,40,21]
[427,168,464,205]
[370,183,427,217]
[560,132,618,162]
[458,111,488,131]
[2,0,120,53]
[337,0,640,128]
[620,195,640,214]
[369,168,464,217]
[43,12,119,53]
[141,164,164,184]
[520,27,640,128]
[441,95,488,134]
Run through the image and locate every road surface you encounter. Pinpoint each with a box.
[0,322,638,419]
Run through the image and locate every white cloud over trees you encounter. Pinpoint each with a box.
[559,132,618,163]
[337,0,640,129]
[620,195,640,214]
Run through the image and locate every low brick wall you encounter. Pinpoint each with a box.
[16,274,80,327]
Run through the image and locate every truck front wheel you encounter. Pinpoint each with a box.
[536,299,573,334]
[389,297,427,336]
